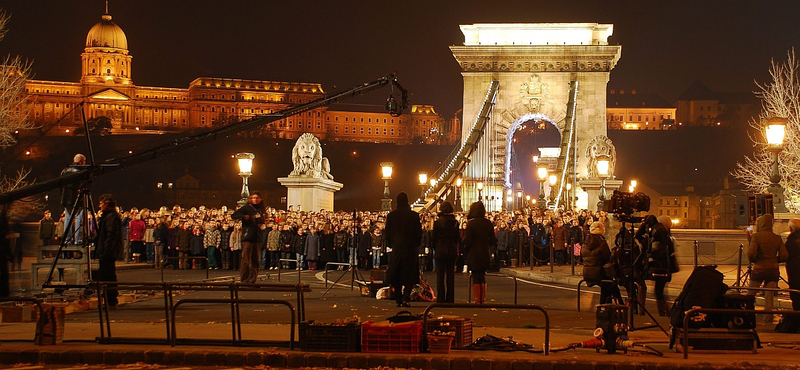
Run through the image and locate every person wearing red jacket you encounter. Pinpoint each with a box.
[128,212,146,263]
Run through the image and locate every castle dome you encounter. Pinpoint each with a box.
[85,13,127,50]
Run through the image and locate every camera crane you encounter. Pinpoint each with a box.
[0,73,408,205]
[0,73,408,290]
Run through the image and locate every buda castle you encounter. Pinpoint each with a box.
[24,9,460,145]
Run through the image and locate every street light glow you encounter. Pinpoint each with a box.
[476,181,484,191]
[548,174,557,186]
[418,173,428,185]
[429,178,438,187]
[766,117,787,147]
[596,156,610,177]
[455,178,462,187]
[236,152,255,174]
[537,166,548,181]
[380,162,393,179]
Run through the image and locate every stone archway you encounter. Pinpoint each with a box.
[451,23,622,209]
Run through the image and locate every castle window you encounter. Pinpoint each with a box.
[383,128,387,135]
[345,127,349,134]
[211,107,215,112]
[211,94,215,99]
[391,129,395,135]
[316,122,321,129]
[334,126,339,134]
[106,69,111,75]
[369,128,372,135]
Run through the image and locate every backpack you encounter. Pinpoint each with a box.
[669,265,728,328]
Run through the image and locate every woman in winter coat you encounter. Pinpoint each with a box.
[333,225,349,265]
[304,226,321,270]
[266,223,282,270]
[431,201,459,303]
[462,201,497,304]
[229,221,242,270]
[319,223,336,268]
[582,221,623,305]
[748,213,788,322]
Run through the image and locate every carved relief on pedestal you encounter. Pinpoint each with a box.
[585,135,616,178]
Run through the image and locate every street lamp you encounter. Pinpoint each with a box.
[506,188,513,211]
[537,166,548,209]
[380,162,393,211]
[548,174,557,207]
[236,152,255,207]
[516,190,522,211]
[477,181,484,203]
[765,117,788,213]
[418,172,428,202]
[455,178,463,212]
[596,155,611,212]
[565,182,573,210]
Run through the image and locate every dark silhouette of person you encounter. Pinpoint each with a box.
[384,192,422,307]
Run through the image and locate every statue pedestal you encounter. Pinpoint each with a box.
[278,177,343,212]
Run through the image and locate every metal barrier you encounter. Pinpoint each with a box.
[170,298,295,348]
[161,256,209,282]
[467,272,518,304]
[277,258,301,283]
[422,302,551,355]
[0,296,45,343]
[680,307,800,359]
[94,281,309,345]
[95,281,172,344]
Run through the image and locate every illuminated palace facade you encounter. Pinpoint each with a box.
[24,11,459,145]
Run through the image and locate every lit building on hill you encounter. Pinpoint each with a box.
[23,9,459,145]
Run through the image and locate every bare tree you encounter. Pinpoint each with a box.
[0,10,42,218]
[733,49,800,212]
[0,10,34,148]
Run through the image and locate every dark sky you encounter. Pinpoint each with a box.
[2,0,800,117]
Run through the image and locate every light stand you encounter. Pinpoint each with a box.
[537,166,547,210]
[477,181,484,204]
[596,156,610,212]
[765,117,788,213]
[381,162,393,211]
[418,173,428,204]
[454,178,462,212]
[236,153,255,207]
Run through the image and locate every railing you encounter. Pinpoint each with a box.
[422,302,551,355]
[170,298,295,348]
[94,281,309,345]
[0,296,45,343]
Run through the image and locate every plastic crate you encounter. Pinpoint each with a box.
[426,316,473,347]
[361,320,422,353]
[299,321,361,352]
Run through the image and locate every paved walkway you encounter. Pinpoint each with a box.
[2,259,800,369]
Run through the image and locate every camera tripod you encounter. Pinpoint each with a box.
[44,182,99,290]
[616,220,664,333]
[735,263,789,287]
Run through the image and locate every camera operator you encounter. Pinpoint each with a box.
[636,215,675,316]
[614,221,646,313]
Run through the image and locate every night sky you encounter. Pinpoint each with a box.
[2,0,800,117]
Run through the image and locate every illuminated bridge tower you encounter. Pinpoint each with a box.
[451,23,623,210]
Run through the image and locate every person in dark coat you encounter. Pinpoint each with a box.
[786,219,800,312]
[231,192,266,283]
[462,201,497,304]
[385,192,422,307]
[95,194,123,307]
[581,221,622,306]
[431,201,459,303]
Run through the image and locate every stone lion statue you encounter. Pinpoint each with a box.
[585,135,616,178]
[290,133,333,180]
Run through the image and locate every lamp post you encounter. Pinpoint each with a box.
[429,178,438,205]
[418,173,428,202]
[380,162,393,211]
[565,182,572,210]
[236,152,255,207]
[537,166,547,209]
[506,189,513,211]
[547,174,557,207]
[516,191,523,211]
[596,155,610,212]
[765,117,789,213]
[455,178,463,212]
[477,181,484,203]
